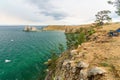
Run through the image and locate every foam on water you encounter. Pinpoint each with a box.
[10,39,14,42]
[5,59,11,63]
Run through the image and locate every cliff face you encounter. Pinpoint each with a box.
[45,23,120,80]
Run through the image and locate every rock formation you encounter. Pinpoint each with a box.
[23,26,37,32]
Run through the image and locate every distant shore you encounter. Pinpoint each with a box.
[42,24,96,33]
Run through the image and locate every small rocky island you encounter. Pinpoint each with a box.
[23,26,38,32]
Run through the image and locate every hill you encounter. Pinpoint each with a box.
[45,22,120,80]
[42,24,93,32]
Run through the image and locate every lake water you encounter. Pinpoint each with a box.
[0,26,67,80]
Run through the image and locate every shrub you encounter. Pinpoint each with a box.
[44,44,65,71]
[100,62,109,67]
[65,27,95,49]
[48,52,59,70]
[58,43,64,53]
[65,33,86,49]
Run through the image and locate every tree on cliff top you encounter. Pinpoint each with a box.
[108,0,120,15]
[95,10,112,25]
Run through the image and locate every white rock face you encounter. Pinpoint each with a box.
[88,67,106,77]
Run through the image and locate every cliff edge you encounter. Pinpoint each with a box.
[45,23,120,80]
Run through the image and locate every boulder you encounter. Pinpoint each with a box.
[72,67,76,73]
[62,59,70,66]
[78,45,81,48]
[79,70,88,80]
[76,61,89,69]
[88,67,106,77]
[70,50,78,56]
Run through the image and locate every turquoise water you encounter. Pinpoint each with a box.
[0,26,67,80]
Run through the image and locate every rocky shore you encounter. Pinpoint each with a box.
[45,23,120,80]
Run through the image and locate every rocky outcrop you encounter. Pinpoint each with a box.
[45,59,106,80]
[23,26,38,32]
[88,67,106,80]
[76,61,89,69]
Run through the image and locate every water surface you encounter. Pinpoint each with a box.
[0,26,66,80]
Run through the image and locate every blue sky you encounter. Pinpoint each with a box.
[0,0,119,25]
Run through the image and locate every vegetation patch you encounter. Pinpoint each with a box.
[65,27,95,49]
[100,62,110,67]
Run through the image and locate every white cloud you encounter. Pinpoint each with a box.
[0,0,119,25]
[0,12,31,25]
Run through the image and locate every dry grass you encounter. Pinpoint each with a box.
[101,22,120,31]
[46,22,120,80]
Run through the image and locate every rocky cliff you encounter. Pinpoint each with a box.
[45,23,120,80]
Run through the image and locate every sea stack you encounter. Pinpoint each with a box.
[23,26,37,32]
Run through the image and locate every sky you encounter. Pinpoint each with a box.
[0,0,119,25]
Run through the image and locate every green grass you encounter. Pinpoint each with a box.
[100,62,109,67]
[65,27,95,49]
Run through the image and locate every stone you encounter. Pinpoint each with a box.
[76,61,89,69]
[79,70,87,80]
[70,50,78,56]
[66,63,70,70]
[55,76,63,80]
[46,69,49,72]
[78,45,81,48]
[62,59,70,66]
[69,61,76,67]
[88,67,106,77]
[62,60,71,70]
[44,59,52,65]
[72,67,76,73]
[48,59,52,62]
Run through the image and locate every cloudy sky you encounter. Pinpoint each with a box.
[0,0,119,25]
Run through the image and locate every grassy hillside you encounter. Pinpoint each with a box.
[42,24,94,31]
[45,22,120,80]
